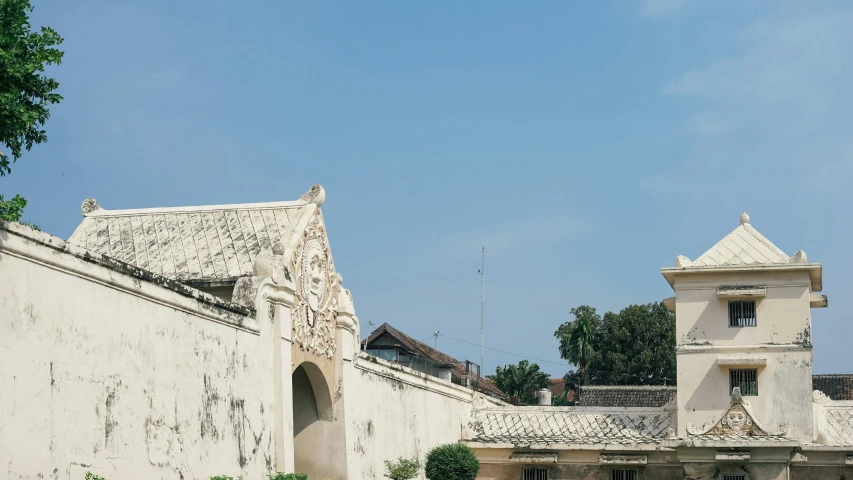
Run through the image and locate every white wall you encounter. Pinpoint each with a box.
[0,224,276,480]
[343,354,503,480]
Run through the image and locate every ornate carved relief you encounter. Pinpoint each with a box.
[290,211,338,358]
[687,388,787,437]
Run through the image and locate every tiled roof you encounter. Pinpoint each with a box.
[814,374,853,401]
[363,323,507,400]
[466,407,674,446]
[68,199,312,281]
[692,218,790,267]
[577,386,677,408]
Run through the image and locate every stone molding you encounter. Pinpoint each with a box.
[715,450,750,462]
[599,454,647,465]
[510,452,557,463]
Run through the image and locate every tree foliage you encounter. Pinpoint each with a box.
[0,0,63,175]
[554,302,676,386]
[0,0,64,224]
[487,360,549,405]
[424,443,479,480]
[384,456,421,480]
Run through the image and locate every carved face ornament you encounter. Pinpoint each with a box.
[726,411,747,434]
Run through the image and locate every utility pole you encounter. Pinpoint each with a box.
[432,331,440,349]
[480,247,485,373]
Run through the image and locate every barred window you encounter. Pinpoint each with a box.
[611,470,637,480]
[522,467,547,480]
[729,301,756,327]
[730,369,758,396]
[723,475,746,480]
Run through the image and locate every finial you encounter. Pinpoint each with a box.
[740,212,750,225]
[300,183,326,207]
[731,387,743,404]
[81,198,101,215]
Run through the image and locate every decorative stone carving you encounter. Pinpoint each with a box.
[81,198,101,215]
[790,250,808,264]
[300,183,326,206]
[290,211,337,358]
[740,212,750,225]
[665,428,675,439]
[812,390,833,405]
[687,388,787,437]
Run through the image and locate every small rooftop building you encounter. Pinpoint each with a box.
[362,323,507,401]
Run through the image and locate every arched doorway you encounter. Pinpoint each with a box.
[292,362,346,479]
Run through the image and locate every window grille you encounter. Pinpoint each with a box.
[610,470,637,480]
[730,369,758,396]
[522,467,548,480]
[729,301,756,327]
[722,475,746,480]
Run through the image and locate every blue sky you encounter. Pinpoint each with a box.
[8,0,852,376]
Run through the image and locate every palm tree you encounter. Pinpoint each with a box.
[555,306,599,399]
[487,360,549,405]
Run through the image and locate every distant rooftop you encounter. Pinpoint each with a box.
[813,374,853,401]
[577,385,676,408]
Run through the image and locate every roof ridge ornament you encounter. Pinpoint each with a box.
[300,183,326,207]
[740,212,750,225]
[81,198,101,215]
[790,250,808,264]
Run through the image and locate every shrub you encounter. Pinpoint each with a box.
[424,443,479,480]
[384,456,421,480]
[268,474,308,480]
[85,474,105,480]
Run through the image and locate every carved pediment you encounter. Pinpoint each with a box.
[687,388,787,437]
[290,211,338,359]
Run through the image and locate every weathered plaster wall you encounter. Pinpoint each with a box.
[673,271,815,441]
[0,224,275,480]
[791,465,853,480]
[343,354,503,480]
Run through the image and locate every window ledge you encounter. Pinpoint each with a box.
[718,355,768,366]
[717,286,766,298]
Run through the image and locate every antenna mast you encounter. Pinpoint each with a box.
[480,247,485,371]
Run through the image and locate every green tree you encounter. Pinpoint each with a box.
[554,302,676,387]
[384,457,421,480]
[487,360,549,405]
[593,302,676,385]
[424,443,479,480]
[0,0,64,221]
[554,305,600,388]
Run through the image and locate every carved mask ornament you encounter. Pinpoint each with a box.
[291,212,338,358]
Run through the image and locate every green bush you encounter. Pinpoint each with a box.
[424,443,479,480]
[268,473,308,480]
[384,456,421,480]
[85,474,106,480]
